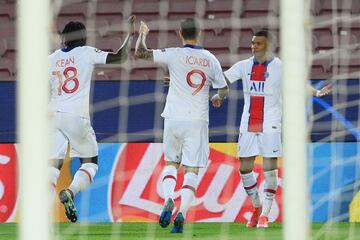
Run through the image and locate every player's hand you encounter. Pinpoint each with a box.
[164,76,170,86]
[316,84,332,97]
[139,21,149,36]
[128,15,136,35]
[211,94,224,108]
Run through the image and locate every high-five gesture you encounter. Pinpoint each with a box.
[135,20,153,60]
[127,15,136,35]
[106,15,136,63]
[139,20,149,35]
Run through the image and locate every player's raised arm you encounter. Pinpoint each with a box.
[106,15,136,64]
[135,21,153,61]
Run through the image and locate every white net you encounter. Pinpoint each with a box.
[307,1,360,239]
[1,0,360,239]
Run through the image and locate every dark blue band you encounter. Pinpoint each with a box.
[182,44,204,49]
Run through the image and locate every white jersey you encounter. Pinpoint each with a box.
[49,46,108,118]
[224,56,282,133]
[153,45,227,122]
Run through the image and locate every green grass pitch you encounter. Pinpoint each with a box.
[0,222,359,240]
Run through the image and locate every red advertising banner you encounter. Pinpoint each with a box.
[0,143,283,223]
[0,144,18,222]
[108,143,282,223]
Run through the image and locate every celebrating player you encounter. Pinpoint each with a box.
[223,30,331,228]
[48,15,135,222]
[135,19,228,233]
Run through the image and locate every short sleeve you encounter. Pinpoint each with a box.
[224,61,243,83]
[87,46,109,65]
[211,58,227,89]
[153,48,171,65]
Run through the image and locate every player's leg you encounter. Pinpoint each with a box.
[179,167,199,216]
[58,156,98,223]
[256,157,278,228]
[171,166,199,233]
[162,161,179,203]
[257,132,281,228]
[170,120,208,233]
[49,159,63,206]
[58,114,98,222]
[49,117,68,209]
[159,119,181,228]
[67,156,98,196]
[159,161,179,228]
[240,156,262,227]
[238,132,262,227]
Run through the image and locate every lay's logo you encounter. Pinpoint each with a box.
[0,144,18,222]
[109,143,282,222]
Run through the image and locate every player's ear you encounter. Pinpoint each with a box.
[178,30,184,43]
[197,30,202,44]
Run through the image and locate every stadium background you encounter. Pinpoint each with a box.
[0,0,359,223]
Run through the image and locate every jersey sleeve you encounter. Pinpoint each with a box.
[153,48,171,65]
[87,46,109,65]
[211,57,227,89]
[224,61,243,83]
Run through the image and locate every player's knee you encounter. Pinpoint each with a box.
[79,162,98,182]
[80,155,98,165]
[183,165,199,175]
[49,166,61,185]
[51,159,64,170]
[263,157,277,172]
[239,157,255,173]
[239,165,253,174]
[165,160,180,169]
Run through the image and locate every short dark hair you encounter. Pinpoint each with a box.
[180,18,200,40]
[254,29,273,43]
[61,21,87,48]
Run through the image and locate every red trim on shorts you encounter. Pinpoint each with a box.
[80,168,92,183]
[163,175,177,182]
[182,185,196,193]
[244,183,257,190]
[264,188,276,194]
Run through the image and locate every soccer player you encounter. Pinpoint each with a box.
[48,15,136,222]
[135,19,228,233]
[223,30,331,228]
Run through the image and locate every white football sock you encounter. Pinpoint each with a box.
[68,163,98,196]
[241,171,261,208]
[49,167,60,203]
[261,169,278,217]
[161,165,177,203]
[179,172,198,218]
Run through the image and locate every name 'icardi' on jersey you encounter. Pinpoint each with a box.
[153,46,227,122]
[48,46,108,119]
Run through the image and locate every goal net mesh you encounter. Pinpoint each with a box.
[0,0,359,239]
